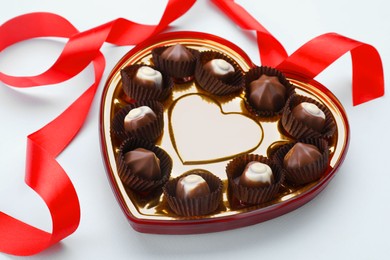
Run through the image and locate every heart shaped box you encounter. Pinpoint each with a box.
[100,32,349,234]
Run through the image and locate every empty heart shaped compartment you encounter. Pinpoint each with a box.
[168,93,263,164]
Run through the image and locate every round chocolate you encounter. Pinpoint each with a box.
[133,66,162,89]
[176,174,211,199]
[161,43,193,62]
[124,106,157,132]
[239,161,274,188]
[283,142,322,170]
[124,148,161,179]
[291,102,326,132]
[203,59,235,81]
[248,75,286,112]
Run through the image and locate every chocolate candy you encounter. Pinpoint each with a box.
[239,161,274,188]
[176,174,211,199]
[124,148,161,179]
[291,102,326,132]
[133,66,162,89]
[203,59,235,81]
[248,75,286,112]
[283,142,322,170]
[161,43,193,62]
[124,106,156,132]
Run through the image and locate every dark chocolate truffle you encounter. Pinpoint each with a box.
[283,142,322,170]
[248,75,286,112]
[133,66,162,89]
[291,102,326,132]
[203,58,235,81]
[124,148,161,179]
[161,44,193,62]
[123,106,157,132]
[239,161,274,188]
[176,174,211,199]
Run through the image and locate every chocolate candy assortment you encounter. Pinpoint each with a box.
[100,32,349,233]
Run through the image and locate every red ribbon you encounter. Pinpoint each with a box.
[276,33,384,105]
[211,0,288,67]
[0,0,384,256]
[212,0,384,105]
[0,0,196,256]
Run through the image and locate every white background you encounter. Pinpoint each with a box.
[0,0,389,259]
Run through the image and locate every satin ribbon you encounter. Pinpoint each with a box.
[211,0,288,67]
[0,0,196,256]
[276,33,384,105]
[211,0,384,105]
[0,0,384,256]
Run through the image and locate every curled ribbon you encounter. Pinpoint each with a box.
[0,0,384,256]
[212,0,384,105]
[0,0,196,256]
[211,0,288,66]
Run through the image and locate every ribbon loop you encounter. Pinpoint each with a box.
[0,12,77,50]
[0,0,196,256]
[277,32,384,105]
[212,1,384,106]
[211,0,288,67]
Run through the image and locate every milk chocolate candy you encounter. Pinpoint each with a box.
[161,43,194,62]
[120,64,173,101]
[248,75,286,112]
[176,174,211,199]
[133,66,163,89]
[195,50,244,96]
[281,94,336,139]
[283,142,322,170]
[203,58,235,81]
[291,102,326,132]
[124,106,157,132]
[239,161,274,188]
[163,170,223,216]
[124,148,161,180]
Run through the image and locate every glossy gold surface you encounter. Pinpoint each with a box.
[101,37,348,221]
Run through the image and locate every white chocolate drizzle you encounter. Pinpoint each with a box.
[136,66,162,87]
[245,162,273,184]
[301,102,325,119]
[209,59,234,76]
[180,174,207,193]
[124,106,154,122]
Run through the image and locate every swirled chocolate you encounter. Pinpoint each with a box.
[291,102,326,132]
[239,161,274,188]
[283,142,322,170]
[203,58,235,81]
[133,66,162,89]
[124,106,156,132]
[248,75,286,112]
[161,43,193,62]
[176,174,210,199]
[124,148,161,179]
